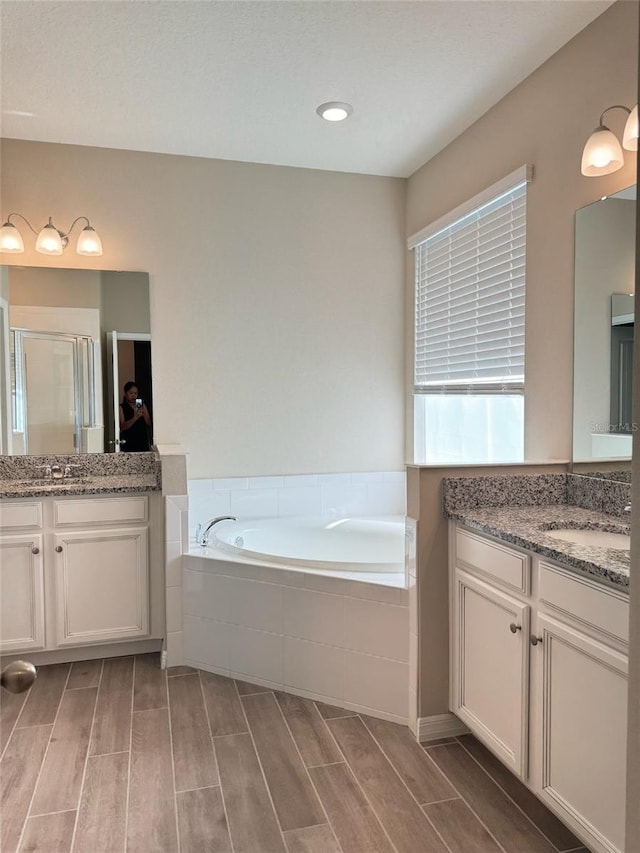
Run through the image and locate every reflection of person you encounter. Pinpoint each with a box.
[119,381,151,452]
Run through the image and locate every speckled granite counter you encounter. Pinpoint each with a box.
[0,452,161,499]
[443,474,631,592]
[0,474,160,499]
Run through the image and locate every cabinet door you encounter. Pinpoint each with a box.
[533,614,627,853]
[0,534,45,652]
[54,527,149,646]
[452,569,530,778]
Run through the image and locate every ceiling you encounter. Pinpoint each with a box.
[1,0,614,178]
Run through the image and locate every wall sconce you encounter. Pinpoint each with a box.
[0,213,103,256]
[581,104,639,177]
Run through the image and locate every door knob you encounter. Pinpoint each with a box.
[531,636,543,646]
[55,545,63,553]
[509,622,522,633]
[1,660,37,694]
[31,546,39,555]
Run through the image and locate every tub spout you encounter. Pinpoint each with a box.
[197,516,238,547]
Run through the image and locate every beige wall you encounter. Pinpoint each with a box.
[8,267,101,308]
[100,271,150,335]
[406,0,638,463]
[0,141,406,478]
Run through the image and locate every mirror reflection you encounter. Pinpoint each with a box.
[572,185,635,481]
[0,266,151,455]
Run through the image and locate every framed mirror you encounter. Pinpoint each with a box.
[572,185,635,481]
[0,266,151,455]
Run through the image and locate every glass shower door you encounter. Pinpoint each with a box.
[13,331,80,454]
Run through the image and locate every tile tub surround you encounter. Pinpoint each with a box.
[0,451,161,498]
[188,470,406,539]
[183,552,409,722]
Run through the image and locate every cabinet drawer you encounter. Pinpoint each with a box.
[0,501,43,531]
[456,527,530,593]
[538,562,628,644]
[53,496,148,527]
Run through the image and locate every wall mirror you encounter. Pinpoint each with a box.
[0,266,151,455]
[572,185,635,481]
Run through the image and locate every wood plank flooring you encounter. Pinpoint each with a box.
[0,655,586,853]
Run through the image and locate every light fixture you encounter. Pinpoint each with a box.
[316,101,353,122]
[0,213,103,256]
[581,104,639,176]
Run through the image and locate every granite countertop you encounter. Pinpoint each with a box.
[0,452,162,499]
[447,504,630,591]
[0,473,161,499]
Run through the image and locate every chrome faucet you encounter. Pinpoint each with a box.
[50,464,64,480]
[195,516,237,547]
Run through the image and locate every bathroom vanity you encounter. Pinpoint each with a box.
[0,455,164,663]
[445,475,630,853]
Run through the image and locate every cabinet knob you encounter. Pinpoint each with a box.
[509,622,522,633]
[55,545,63,553]
[31,546,39,555]
[531,636,543,646]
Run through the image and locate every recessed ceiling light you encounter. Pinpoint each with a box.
[316,102,353,122]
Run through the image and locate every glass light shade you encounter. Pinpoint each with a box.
[76,225,103,256]
[581,126,624,176]
[0,222,24,253]
[36,223,63,255]
[623,104,639,151]
[316,101,353,122]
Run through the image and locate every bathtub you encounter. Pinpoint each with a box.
[205,515,406,574]
[183,514,411,722]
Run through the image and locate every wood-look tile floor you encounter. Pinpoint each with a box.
[0,655,590,853]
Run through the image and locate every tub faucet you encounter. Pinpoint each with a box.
[196,516,238,547]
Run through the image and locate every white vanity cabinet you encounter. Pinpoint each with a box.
[0,531,45,652]
[452,569,530,777]
[0,493,159,656]
[450,523,629,853]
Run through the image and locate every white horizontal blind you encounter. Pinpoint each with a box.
[414,180,527,393]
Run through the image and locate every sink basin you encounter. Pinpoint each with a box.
[542,526,631,549]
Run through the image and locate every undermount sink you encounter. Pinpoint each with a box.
[541,523,631,550]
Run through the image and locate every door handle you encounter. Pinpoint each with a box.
[531,636,543,646]
[509,622,522,633]
[1,660,37,694]
[55,545,63,553]
[31,546,39,555]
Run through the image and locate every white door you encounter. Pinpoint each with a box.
[452,569,530,778]
[532,613,627,853]
[0,534,45,652]
[105,330,121,451]
[53,527,149,645]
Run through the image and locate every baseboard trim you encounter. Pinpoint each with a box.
[417,712,469,742]
[0,638,162,667]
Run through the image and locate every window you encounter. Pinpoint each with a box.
[409,166,532,464]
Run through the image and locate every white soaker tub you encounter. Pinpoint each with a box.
[207,515,406,574]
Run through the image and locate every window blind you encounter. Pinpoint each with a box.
[414,179,527,394]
